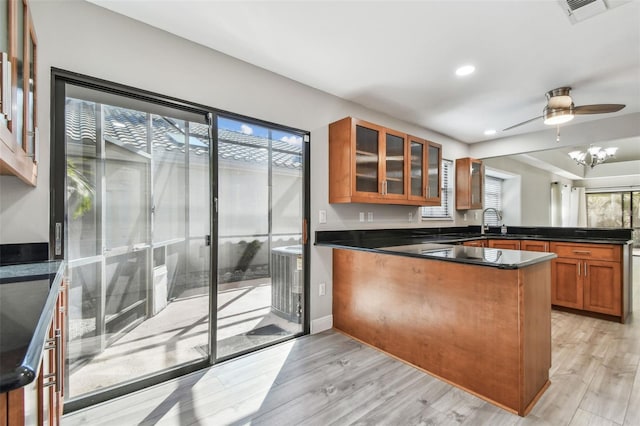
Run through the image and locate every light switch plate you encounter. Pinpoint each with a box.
[359,212,365,222]
[319,210,327,224]
[367,212,373,222]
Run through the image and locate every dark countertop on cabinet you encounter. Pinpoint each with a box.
[0,260,64,393]
[315,226,632,269]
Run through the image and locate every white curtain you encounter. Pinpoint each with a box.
[550,182,563,226]
[550,182,587,227]
[569,187,587,227]
[561,184,572,226]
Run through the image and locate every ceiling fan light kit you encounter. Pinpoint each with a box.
[568,145,618,168]
[503,86,625,132]
[543,106,575,125]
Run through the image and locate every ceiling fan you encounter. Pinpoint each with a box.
[503,87,625,131]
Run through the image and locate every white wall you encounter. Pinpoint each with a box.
[0,1,470,327]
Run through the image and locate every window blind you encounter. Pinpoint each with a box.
[484,175,503,226]
[422,160,453,219]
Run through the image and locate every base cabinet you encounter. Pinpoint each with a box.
[551,257,583,309]
[521,240,549,252]
[488,239,521,250]
[550,242,625,321]
[0,280,65,425]
[583,260,621,316]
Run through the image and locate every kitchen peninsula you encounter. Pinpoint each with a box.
[316,226,632,416]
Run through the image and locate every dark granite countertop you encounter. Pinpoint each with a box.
[0,260,64,393]
[315,226,632,269]
[377,243,556,269]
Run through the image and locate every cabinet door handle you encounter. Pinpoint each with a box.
[584,262,588,277]
[573,250,591,255]
[43,329,62,392]
[577,262,580,276]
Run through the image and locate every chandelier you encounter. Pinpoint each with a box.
[568,145,617,168]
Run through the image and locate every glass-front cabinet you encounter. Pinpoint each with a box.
[354,123,380,195]
[408,136,425,202]
[382,128,406,200]
[427,141,442,203]
[407,135,441,205]
[0,0,37,186]
[455,157,484,210]
[329,117,440,206]
[352,119,406,202]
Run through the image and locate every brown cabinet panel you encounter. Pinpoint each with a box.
[550,242,620,262]
[455,157,483,210]
[521,240,549,252]
[488,239,521,250]
[583,260,621,316]
[551,258,583,309]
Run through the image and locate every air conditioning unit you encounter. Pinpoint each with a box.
[559,0,607,23]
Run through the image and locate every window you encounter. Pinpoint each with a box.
[484,174,503,226]
[422,159,453,219]
[587,190,639,247]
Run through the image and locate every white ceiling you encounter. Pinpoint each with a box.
[87,0,640,147]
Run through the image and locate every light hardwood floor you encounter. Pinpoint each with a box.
[63,257,639,426]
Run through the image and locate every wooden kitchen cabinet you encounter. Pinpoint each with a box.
[329,117,441,206]
[521,240,549,252]
[455,157,483,210]
[551,257,583,309]
[583,260,621,316]
[463,240,486,248]
[488,239,521,250]
[407,135,442,205]
[0,0,38,186]
[1,279,65,426]
[550,242,624,320]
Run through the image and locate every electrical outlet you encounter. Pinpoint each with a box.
[474,212,478,220]
[409,212,413,222]
[367,212,373,222]
[319,282,326,296]
[319,210,327,224]
[463,213,467,221]
[359,212,365,222]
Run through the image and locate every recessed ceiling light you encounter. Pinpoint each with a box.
[455,65,475,76]
[484,129,496,136]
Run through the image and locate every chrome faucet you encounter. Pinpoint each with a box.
[481,208,502,235]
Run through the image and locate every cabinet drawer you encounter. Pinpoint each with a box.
[550,242,620,261]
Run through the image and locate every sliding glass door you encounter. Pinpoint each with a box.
[587,191,640,247]
[61,84,211,399]
[216,116,306,359]
[52,72,310,409]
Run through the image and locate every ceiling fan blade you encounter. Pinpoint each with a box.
[503,116,542,131]
[574,104,625,114]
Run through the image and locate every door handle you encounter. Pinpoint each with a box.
[302,218,308,245]
[55,222,62,256]
[584,262,588,277]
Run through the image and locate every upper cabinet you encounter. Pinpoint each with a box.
[455,157,483,210]
[329,117,441,206]
[407,135,441,204]
[0,0,38,186]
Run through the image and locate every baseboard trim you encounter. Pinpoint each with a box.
[310,315,333,334]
